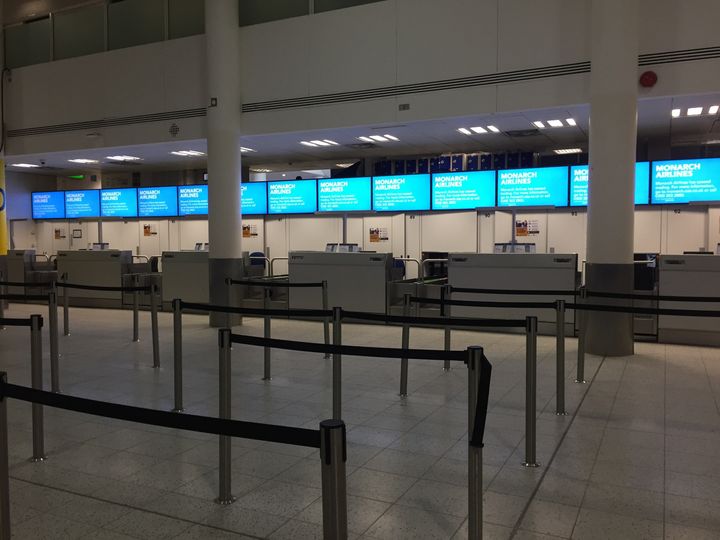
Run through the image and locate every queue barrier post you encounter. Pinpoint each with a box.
[467,346,487,540]
[150,283,160,369]
[442,285,452,371]
[0,373,10,540]
[576,288,587,384]
[216,328,236,505]
[320,419,348,540]
[29,315,46,463]
[523,316,540,468]
[399,293,410,397]
[62,274,70,336]
[132,275,140,343]
[263,288,272,381]
[172,299,184,413]
[48,291,60,393]
[555,300,567,416]
[332,307,343,420]
[322,281,330,359]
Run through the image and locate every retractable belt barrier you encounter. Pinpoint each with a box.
[0,318,33,327]
[57,282,150,293]
[344,309,526,328]
[0,293,49,302]
[585,290,720,303]
[411,296,557,311]
[227,278,326,288]
[568,302,720,317]
[0,281,53,289]
[450,286,576,296]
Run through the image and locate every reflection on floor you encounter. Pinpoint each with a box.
[1,303,719,539]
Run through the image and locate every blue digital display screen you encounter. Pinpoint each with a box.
[32,192,65,219]
[64,190,100,219]
[138,186,178,217]
[318,177,372,212]
[178,185,208,216]
[100,188,138,217]
[268,180,317,214]
[432,171,496,210]
[372,174,431,212]
[497,166,569,207]
[241,183,268,215]
[570,162,650,206]
[651,158,720,204]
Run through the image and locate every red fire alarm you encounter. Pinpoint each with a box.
[639,71,658,88]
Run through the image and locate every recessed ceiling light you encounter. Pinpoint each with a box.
[106,155,141,161]
[554,148,583,154]
[458,128,472,135]
[706,139,720,145]
[302,170,326,175]
[250,168,272,173]
[565,118,577,126]
[240,147,256,153]
[11,163,40,168]
[335,163,355,168]
[547,119,564,128]
[533,121,546,129]
[470,127,487,134]
[487,125,500,133]
[369,135,388,142]
[384,134,399,141]
[709,105,719,115]
[687,107,703,116]
[170,150,205,157]
[300,141,317,147]
[310,140,331,146]
[358,136,374,143]
[671,108,681,118]
[68,158,99,164]
[323,140,340,146]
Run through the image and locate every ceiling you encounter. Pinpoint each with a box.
[6,93,720,178]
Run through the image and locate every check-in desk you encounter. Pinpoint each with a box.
[288,251,392,313]
[3,250,36,295]
[161,251,210,306]
[388,277,447,317]
[658,254,720,346]
[56,250,133,307]
[448,253,578,335]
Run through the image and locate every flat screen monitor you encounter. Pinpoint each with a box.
[268,179,317,214]
[497,166,569,207]
[372,174,431,212]
[100,188,138,218]
[138,186,178,217]
[318,177,372,212]
[178,185,208,216]
[571,162,650,206]
[65,190,100,219]
[432,171,496,210]
[241,182,268,215]
[651,157,720,204]
[32,191,65,219]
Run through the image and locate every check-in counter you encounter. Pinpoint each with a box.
[56,250,133,307]
[161,251,210,305]
[448,253,579,334]
[3,250,36,295]
[388,277,447,317]
[288,251,392,313]
[658,254,720,346]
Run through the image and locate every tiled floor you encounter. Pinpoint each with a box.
[1,302,719,539]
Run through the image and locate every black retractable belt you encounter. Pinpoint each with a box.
[227,279,324,288]
[568,302,720,318]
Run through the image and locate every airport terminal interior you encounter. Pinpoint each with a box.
[1,0,720,538]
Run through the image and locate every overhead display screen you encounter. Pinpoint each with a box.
[651,158,720,204]
[178,185,208,216]
[32,192,65,219]
[268,180,317,214]
[432,171,496,210]
[241,183,268,215]
[318,177,372,212]
[372,174,431,212]
[138,186,178,217]
[497,166,569,207]
[100,188,138,218]
[65,190,100,219]
[571,162,650,206]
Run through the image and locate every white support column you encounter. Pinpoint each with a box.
[585,0,639,356]
[206,0,243,326]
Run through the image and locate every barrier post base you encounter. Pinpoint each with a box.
[214,495,237,506]
[522,461,540,468]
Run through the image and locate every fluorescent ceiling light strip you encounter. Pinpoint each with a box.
[11,163,40,168]
[533,121,546,129]
[358,136,374,143]
[470,126,487,134]
[300,141,317,147]
[458,128,472,135]
[487,125,500,133]
[384,134,399,141]
[554,148,583,154]
[547,119,563,128]
[310,140,330,146]
[671,109,681,118]
[323,140,340,145]
[708,105,719,115]
[369,135,388,142]
[687,107,703,116]
[565,118,577,126]
[240,147,256,153]
[106,155,141,161]
[68,158,99,164]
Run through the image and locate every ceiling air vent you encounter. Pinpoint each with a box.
[506,129,542,138]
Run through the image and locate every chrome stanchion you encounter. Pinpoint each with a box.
[320,419,348,540]
[0,373,10,540]
[172,299,184,413]
[523,316,539,468]
[216,328,235,505]
[263,288,272,381]
[150,283,160,369]
[29,315,46,463]
[555,299,567,415]
[399,293,410,397]
[467,347,484,540]
[332,307,342,420]
[576,288,587,384]
[225,278,233,329]
[322,281,330,359]
[132,275,140,343]
[62,275,70,336]
[48,291,60,393]
[442,285,452,372]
